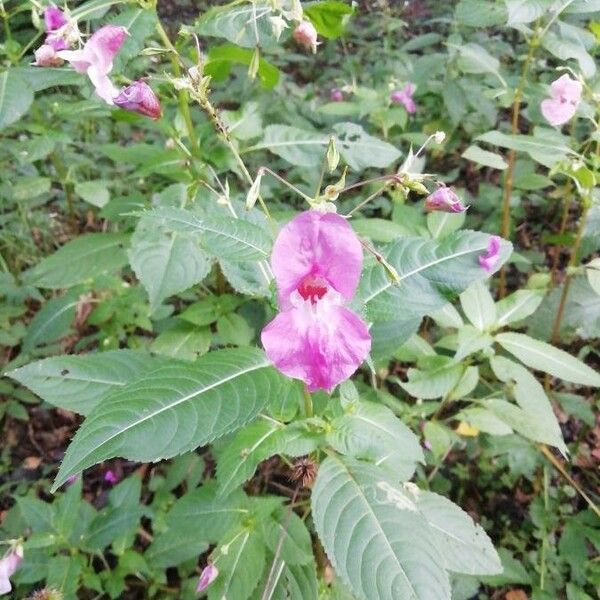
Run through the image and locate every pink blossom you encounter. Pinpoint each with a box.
[44,5,67,32]
[104,470,119,485]
[425,187,467,213]
[541,74,582,127]
[478,235,501,273]
[114,80,162,120]
[58,25,128,103]
[391,83,416,114]
[196,564,218,593]
[293,21,319,53]
[0,546,23,595]
[330,88,343,102]
[261,211,371,392]
[34,43,64,67]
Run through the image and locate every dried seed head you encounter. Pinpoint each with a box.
[291,457,317,487]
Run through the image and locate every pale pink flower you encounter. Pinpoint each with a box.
[261,211,371,392]
[58,25,128,103]
[330,88,343,102]
[391,83,416,114]
[541,74,582,127]
[196,564,218,593]
[0,546,23,595]
[425,187,467,213]
[114,80,162,120]
[44,5,69,51]
[34,43,64,67]
[104,470,119,485]
[293,21,319,53]
[479,235,501,273]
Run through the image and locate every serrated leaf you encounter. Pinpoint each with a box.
[23,233,129,289]
[262,508,314,566]
[312,455,450,600]
[495,332,600,387]
[400,360,465,400]
[271,562,319,600]
[84,506,145,552]
[151,322,211,360]
[52,348,283,490]
[129,216,211,311]
[0,69,34,130]
[327,400,423,480]
[7,350,170,415]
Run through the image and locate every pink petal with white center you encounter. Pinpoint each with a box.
[550,74,582,102]
[541,97,577,127]
[261,296,371,392]
[271,211,363,307]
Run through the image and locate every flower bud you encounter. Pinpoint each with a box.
[326,136,340,172]
[246,169,263,210]
[34,43,63,67]
[293,21,318,53]
[248,47,260,81]
[424,186,467,213]
[113,80,162,120]
[196,564,219,593]
[330,88,343,102]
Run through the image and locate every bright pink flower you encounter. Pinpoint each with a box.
[541,74,582,127]
[114,80,162,120]
[391,83,416,114]
[425,187,467,213]
[196,564,218,593]
[34,43,64,67]
[293,21,318,53]
[479,235,501,273]
[0,547,23,595]
[104,470,119,485]
[330,88,343,102]
[261,211,371,392]
[44,5,67,32]
[58,25,128,103]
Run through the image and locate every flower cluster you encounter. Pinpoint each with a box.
[34,4,161,119]
[261,211,371,392]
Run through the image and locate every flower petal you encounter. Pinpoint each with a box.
[87,64,119,103]
[271,211,363,306]
[541,98,577,127]
[550,74,582,103]
[262,300,371,392]
[85,25,128,74]
[44,5,67,32]
[114,80,162,119]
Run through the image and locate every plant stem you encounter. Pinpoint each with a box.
[155,19,199,155]
[549,192,571,287]
[499,34,538,297]
[540,465,548,590]
[345,183,390,217]
[303,386,313,418]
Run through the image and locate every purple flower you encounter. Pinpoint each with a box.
[57,25,128,103]
[330,88,343,102]
[390,83,416,114]
[541,74,582,127]
[424,187,467,213]
[479,235,502,273]
[293,21,319,53]
[0,546,23,595]
[196,564,218,593]
[44,5,67,32]
[104,470,119,485]
[114,80,162,120]
[261,211,371,392]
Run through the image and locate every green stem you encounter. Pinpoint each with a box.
[540,465,548,590]
[303,386,313,418]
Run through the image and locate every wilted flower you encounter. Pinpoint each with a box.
[330,88,343,102]
[261,211,371,392]
[424,187,467,213]
[390,83,416,114]
[0,546,23,595]
[114,80,161,119]
[58,25,128,103]
[196,564,218,593]
[541,74,582,127]
[34,43,64,67]
[293,21,319,53]
[104,470,119,485]
[479,235,501,273]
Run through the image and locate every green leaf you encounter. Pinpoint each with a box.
[427,211,466,240]
[399,360,465,400]
[271,562,319,600]
[462,145,508,170]
[460,281,496,331]
[217,419,285,497]
[75,180,110,208]
[52,348,284,490]
[494,289,544,328]
[129,216,211,311]
[495,332,600,387]
[455,0,507,26]
[360,230,513,322]
[13,66,82,92]
[327,400,423,480]
[7,350,169,415]
[23,233,129,289]
[506,0,554,26]
[84,506,145,552]
[454,43,506,86]
[414,490,501,575]
[151,322,211,360]
[304,1,354,39]
[312,455,450,600]
[262,507,314,566]
[0,69,34,130]
[46,555,83,599]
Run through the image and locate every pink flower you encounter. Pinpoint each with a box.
[114,80,162,120]
[391,83,416,114]
[44,5,67,32]
[424,187,467,213]
[58,25,128,103]
[196,564,218,593]
[293,21,319,53]
[541,74,582,127]
[0,546,23,595]
[261,211,371,392]
[330,88,343,102]
[479,235,501,273]
[104,470,119,485]
[34,43,64,67]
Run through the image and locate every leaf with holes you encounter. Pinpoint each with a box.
[52,348,284,490]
